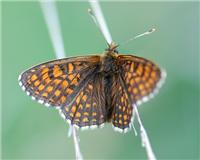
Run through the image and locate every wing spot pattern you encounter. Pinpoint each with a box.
[62,80,68,87]
[34,80,40,87]
[38,84,45,91]
[53,65,63,78]
[54,79,62,84]
[68,63,74,73]
[68,74,74,81]
[65,107,69,112]
[82,117,89,123]
[71,106,76,113]
[75,112,81,118]
[41,67,49,75]
[66,88,73,94]
[44,76,51,84]
[133,88,138,94]
[130,62,134,72]
[47,86,53,92]
[92,112,97,116]
[42,92,48,97]
[86,103,90,109]
[136,63,144,76]
[31,74,37,81]
[139,84,145,90]
[82,95,87,102]
[55,90,61,97]
[141,90,147,96]
[60,96,66,103]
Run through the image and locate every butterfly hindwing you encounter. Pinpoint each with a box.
[60,73,106,128]
[111,74,133,132]
[118,55,166,106]
[18,56,100,107]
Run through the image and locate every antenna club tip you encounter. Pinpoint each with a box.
[149,28,156,33]
[88,8,91,12]
[88,8,93,14]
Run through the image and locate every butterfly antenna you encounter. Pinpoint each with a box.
[120,28,156,46]
[88,0,113,45]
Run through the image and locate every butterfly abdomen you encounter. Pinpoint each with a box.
[98,53,119,122]
[103,74,114,121]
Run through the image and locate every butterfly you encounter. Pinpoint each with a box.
[18,42,166,133]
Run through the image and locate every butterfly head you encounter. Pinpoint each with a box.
[106,42,119,53]
[101,42,120,73]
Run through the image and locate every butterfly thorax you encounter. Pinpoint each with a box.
[100,51,119,75]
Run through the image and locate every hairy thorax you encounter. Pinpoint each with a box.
[100,51,119,75]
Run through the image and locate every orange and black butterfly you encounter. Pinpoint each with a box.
[18,42,166,133]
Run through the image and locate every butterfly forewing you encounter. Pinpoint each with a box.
[19,56,100,107]
[118,55,165,105]
[61,73,106,128]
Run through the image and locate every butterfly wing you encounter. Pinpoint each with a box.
[111,55,166,133]
[111,74,133,133]
[118,55,166,106]
[60,73,106,129]
[18,56,100,107]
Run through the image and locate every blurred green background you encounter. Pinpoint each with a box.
[2,1,199,160]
